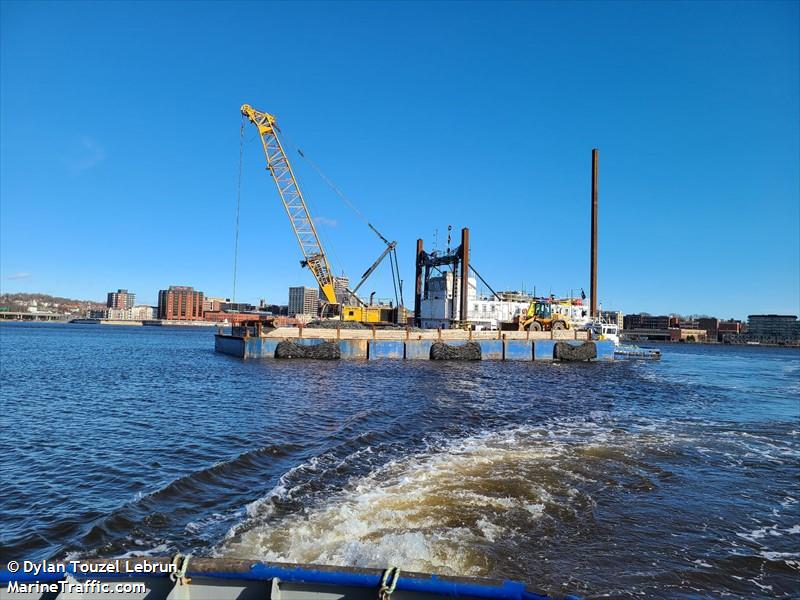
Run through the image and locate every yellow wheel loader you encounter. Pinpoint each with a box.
[515,300,572,332]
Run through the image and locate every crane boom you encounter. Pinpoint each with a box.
[241,104,337,305]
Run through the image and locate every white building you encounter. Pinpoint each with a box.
[419,272,592,330]
[131,305,156,320]
[288,286,319,317]
[105,305,156,320]
[106,308,131,320]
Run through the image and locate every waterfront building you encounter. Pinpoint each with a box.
[222,302,256,312]
[600,310,624,329]
[131,305,156,320]
[106,308,132,320]
[101,305,156,320]
[669,328,708,342]
[718,320,744,336]
[747,314,800,341]
[697,318,719,341]
[623,314,675,330]
[288,286,319,317]
[678,319,700,329]
[263,304,289,316]
[203,296,227,314]
[203,311,270,324]
[157,286,205,321]
[107,289,135,309]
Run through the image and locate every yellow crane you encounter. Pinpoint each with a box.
[241,104,338,306]
[241,104,404,323]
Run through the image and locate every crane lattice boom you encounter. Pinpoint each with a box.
[241,104,337,305]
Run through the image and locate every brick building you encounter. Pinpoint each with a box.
[107,289,135,309]
[623,314,675,330]
[698,318,719,341]
[718,320,744,337]
[203,296,227,313]
[669,328,708,342]
[203,311,270,324]
[157,286,205,321]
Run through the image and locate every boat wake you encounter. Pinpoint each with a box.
[218,414,799,597]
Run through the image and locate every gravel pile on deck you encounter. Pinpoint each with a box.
[377,323,426,332]
[554,341,597,361]
[430,341,482,361]
[306,320,369,330]
[306,320,425,332]
[274,340,341,359]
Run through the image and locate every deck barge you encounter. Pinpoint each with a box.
[215,326,615,361]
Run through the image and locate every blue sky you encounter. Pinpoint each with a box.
[1,1,797,319]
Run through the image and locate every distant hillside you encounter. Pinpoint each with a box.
[0,292,105,314]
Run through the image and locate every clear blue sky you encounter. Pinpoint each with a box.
[1,1,797,319]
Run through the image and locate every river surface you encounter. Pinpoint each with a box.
[1,322,798,598]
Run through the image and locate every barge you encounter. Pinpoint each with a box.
[215,325,616,361]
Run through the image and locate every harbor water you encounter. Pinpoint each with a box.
[1,323,798,598]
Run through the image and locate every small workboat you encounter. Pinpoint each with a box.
[1,557,580,600]
[585,320,661,360]
[613,345,661,359]
[585,321,621,346]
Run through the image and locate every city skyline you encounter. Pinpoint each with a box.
[5,285,796,325]
[2,1,798,319]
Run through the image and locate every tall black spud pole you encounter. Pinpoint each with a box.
[590,149,598,318]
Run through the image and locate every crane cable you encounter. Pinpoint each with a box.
[389,248,399,308]
[276,127,347,279]
[296,145,370,227]
[278,130,405,306]
[233,116,244,303]
[287,138,404,301]
[281,132,388,245]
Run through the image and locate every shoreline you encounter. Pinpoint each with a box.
[1,320,799,347]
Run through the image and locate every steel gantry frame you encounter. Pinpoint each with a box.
[240,104,337,305]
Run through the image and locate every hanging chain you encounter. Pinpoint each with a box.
[377,567,400,600]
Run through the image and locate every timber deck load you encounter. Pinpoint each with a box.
[215,325,615,361]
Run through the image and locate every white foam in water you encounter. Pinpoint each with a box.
[218,421,658,575]
[215,413,799,591]
[115,543,172,559]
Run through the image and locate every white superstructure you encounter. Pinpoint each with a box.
[586,321,621,346]
[419,272,593,330]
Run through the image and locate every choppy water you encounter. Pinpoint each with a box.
[1,323,798,598]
